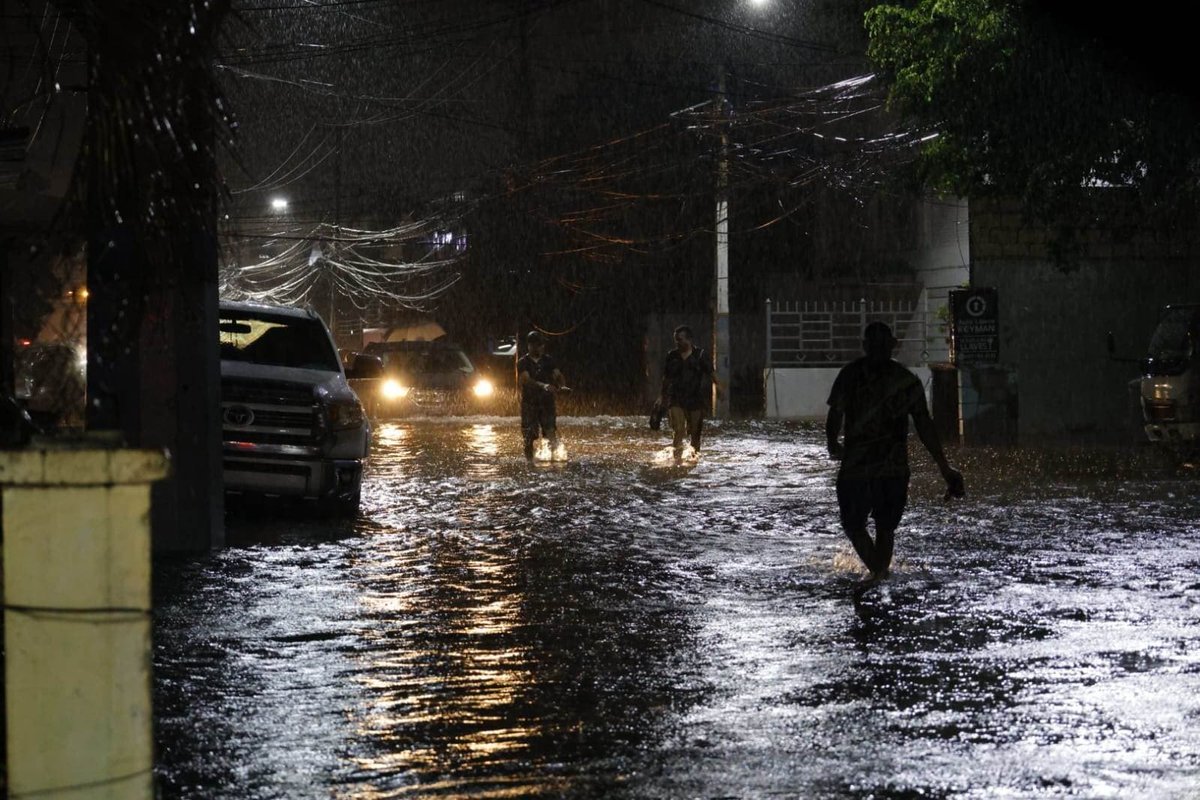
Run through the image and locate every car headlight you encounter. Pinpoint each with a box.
[328,399,365,431]
[473,378,495,398]
[381,379,410,400]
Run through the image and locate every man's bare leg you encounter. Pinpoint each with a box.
[872,525,896,581]
[844,526,879,578]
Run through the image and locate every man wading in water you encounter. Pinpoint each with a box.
[826,322,965,582]
[659,325,715,462]
[518,330,568,461]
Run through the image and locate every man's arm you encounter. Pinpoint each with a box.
[702,355,723,395]
[826,368,846,459]
[520,369,556,393]
[912,408,965,497]
[825,406,843,459]
[518,363,544,392]
[659,357,673,405]
[912,410,950,473]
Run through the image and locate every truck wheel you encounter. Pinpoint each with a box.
[1155,444,1196,474]
[320,487,361,518]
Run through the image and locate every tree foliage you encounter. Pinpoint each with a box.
[865,0,1200,261]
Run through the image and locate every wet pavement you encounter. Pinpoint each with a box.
[153,418,1200,798]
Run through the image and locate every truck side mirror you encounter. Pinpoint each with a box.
[346,353,383,379]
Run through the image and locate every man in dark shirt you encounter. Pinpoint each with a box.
[826,322,964,581]
[517,331,567,460]
[659,325,714,460]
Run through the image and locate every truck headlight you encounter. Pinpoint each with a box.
[381,379,410,400]
[329,399,365,430]
[472,378,495,398]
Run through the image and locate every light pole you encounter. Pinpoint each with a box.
[713,65,731,419]
[710,0,771,419]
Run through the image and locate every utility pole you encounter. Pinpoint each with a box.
[713,65,731,419]
[331,126,342,337]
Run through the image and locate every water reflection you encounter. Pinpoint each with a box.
[464,424,502,480]
[374,423,408,449]
[345,536,539,797]
[155,419,1200,799]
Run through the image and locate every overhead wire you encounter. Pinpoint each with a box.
[503,70,934,259]
[633,0,844,54]
[210,0,937,319]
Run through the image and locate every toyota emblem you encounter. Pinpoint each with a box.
[224,404,255,426]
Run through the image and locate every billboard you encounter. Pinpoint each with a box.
[951,288,999,365]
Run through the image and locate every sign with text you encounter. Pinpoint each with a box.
[950,288,999,365]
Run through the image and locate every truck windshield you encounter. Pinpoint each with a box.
[219,315,340,371]
[1147,308,1196,363]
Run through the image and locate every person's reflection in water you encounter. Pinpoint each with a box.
[825,322,965,584]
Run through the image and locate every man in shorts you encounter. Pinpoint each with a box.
[826,321,964,581]
[659,324,714,460]
[517,330,567,460]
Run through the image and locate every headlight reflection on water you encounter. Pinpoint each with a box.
[347,537,537,795]
[466,424,499,458]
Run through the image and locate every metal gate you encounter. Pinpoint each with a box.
[765,288,931,367]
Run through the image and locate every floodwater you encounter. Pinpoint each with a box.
[153,418,1200,799]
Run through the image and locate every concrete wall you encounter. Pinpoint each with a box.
[904,196,970,364]
[766,366,933,420]
[970,197,1200,442]
[758,196,966,422]
[2,446,168,799]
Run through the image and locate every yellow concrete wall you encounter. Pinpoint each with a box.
[2,447,168,799]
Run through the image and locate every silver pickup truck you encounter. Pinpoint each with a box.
[219,301,379,516]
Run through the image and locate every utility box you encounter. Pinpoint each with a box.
[929,362,960,443]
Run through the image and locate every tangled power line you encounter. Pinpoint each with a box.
[506,73,935,262]
[219,220,463,311]
[7,0,937,316]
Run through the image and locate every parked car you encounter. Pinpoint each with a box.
[1109,303,1200,459]
[350,340,499,417]
[219,301,379,515]
[1135,304,1200,452]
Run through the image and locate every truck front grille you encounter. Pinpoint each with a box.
[1145,401,1177,422]
[221,379,319,444]
[223,379,314,406]
[224,460,311,477]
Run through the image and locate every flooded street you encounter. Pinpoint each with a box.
[154,419,1200,798]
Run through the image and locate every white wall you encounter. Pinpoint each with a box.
[906,196,970,364]
[765,366,933,420]
[760,196,963,421]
